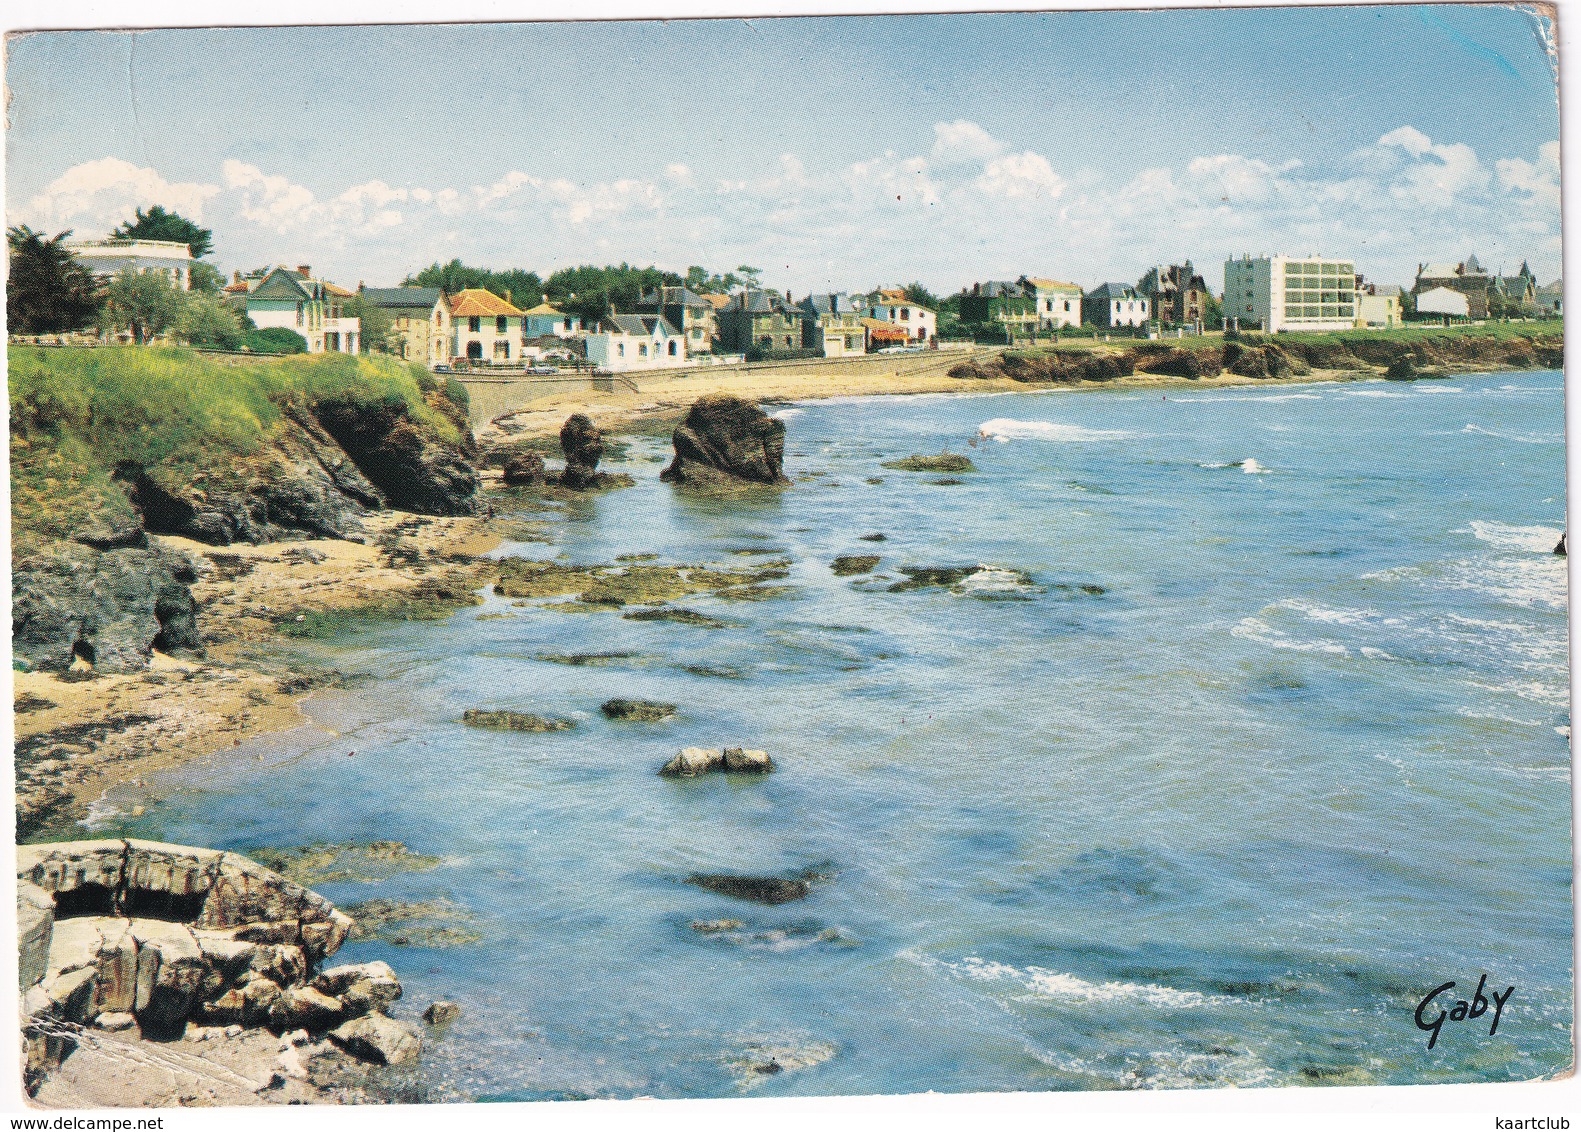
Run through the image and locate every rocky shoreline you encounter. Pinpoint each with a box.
[14,336,1564,841]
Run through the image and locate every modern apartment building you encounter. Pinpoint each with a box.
[1223,255,1356,332]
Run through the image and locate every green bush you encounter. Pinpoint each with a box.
[245,326,308,354]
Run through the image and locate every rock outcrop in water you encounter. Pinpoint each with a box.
[13,546,204,673]
[660,395,789,487]
[18,839,420,1096]
[686,873,809,904]
[501,450,546,487]
[660,746,776,777]
[558,414,605,489]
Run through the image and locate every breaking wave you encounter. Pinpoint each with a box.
[977,418,1135,443]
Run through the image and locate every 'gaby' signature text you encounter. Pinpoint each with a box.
[1414,974,1514,1050]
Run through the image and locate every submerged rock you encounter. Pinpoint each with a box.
[620,608,735,628]
[831,555,881,576]
[730,1040,837,1088]
[881,453,976,473]
[1555,532,1567,556]
[687,874,810,905]
[887,564,1039,599]
[660,395,789,486]
[601,698,678,722]
[462,709,575,732]
[423,1001,461,1026]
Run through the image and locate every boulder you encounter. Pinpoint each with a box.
[501,450,546,487]
[660,395,789,486]
[315,960,402,1013]
[722,747,775,773]
[45,967,98,1024]
[422,1001,461,1026]
[558,414,605,490]
[12,546,203,673]
[686,874,810,905]
[270,985,345,1031]
[660,747,723,777]
[311,397,479,516]
[130,921,207,1036]
[329,1012,422,1066]
[93,1011,138,1033]
[601,698,678,722]
[1555,533,1567,557]
[17,881,54,991]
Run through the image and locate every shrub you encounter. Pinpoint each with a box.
[246,326,308,354]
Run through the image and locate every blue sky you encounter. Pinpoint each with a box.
[6,5,1562,295]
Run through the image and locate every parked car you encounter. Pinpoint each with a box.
[433,364,454,374]
[526,365,559,375]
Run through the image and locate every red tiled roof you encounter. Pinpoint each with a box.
[450,288,524,317]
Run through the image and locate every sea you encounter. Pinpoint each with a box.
[101,371,1572,1098]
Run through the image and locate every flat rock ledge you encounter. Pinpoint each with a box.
[17,838,419,1098]
[659,746,776,777]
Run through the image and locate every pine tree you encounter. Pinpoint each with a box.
[6,226,103,334]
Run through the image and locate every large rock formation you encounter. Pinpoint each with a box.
[12,546,204,673]
[660,395,789,486]
[558,414,605,490]
[310,397,479,517]
[18,840,418,1095]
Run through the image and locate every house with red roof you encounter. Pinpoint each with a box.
[450,288,524,364]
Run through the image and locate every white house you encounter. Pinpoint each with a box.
[1415,285,1471,319]
[864,288,936,343]
[1020,277,1084,329]
[584,314,688,371]
[240,265,360,353]
[66,238,193,290]
[450,288,524,364]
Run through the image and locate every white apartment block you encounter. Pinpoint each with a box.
[1223,255,1356,332]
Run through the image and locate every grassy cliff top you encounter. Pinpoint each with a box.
[9,346,465,552]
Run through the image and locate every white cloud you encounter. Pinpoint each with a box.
[975,151,1065,200]
[17,157,219,236]
[931,120,1004,165]
[1496,140,1560,210]
[15,122,1559,296]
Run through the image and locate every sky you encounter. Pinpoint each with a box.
[4,5,1563,296]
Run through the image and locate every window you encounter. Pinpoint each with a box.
[901,308,910,320]
[469,316,480,333]
[497,316,508,333]
[296,304,304,326]
[618,343,626,357]
[785,336,794,348]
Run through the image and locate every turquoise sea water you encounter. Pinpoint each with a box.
[108,372,1571,1097]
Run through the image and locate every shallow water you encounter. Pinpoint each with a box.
[108,372,1571,1097]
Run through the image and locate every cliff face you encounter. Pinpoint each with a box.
[10,348,481,674]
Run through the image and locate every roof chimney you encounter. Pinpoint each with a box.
[358,281,365,292]
[233,270,242,284]
[504,289,512,305]
[297,264,311,278]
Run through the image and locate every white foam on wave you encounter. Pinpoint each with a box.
[1241,458,1271,474]
[899,949,1213,1010]
[1169,392,1324,403]
[1232,616,1349,656]
[977,418,1135,443]
[1469,520,1565,554]
[1463,423,1561,444]
[769,407,805,420]
[1343,389,1411,398]
[954,566,1041,598]
[1278,598,1393,627]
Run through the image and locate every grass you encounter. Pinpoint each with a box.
[9,346,462,549]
